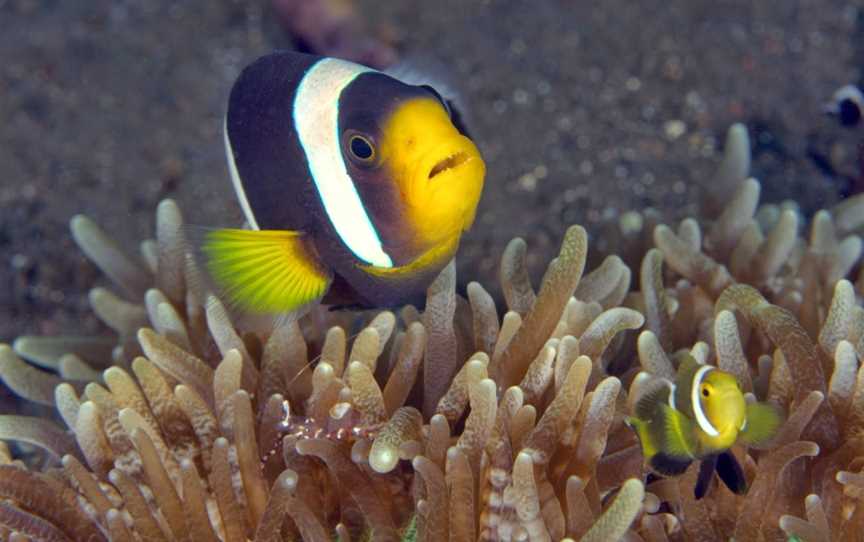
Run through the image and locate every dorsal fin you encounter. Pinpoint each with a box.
[635,380,673,420]
[384,54,475,137]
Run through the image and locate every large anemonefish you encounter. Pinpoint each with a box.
[203,51,485,313]
[626,355,783,499]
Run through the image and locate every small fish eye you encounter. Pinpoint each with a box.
[701,386,710,397]
[348,134,375,162]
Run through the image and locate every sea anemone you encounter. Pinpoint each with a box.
[2,124,864,541]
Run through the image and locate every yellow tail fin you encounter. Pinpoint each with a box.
[202,229,331,314]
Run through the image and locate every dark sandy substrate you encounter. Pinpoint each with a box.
[1,0,862,342]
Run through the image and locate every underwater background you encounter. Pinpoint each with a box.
[2,0,862,340]
[4,2,864,541]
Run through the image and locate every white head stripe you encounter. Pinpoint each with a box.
[691,365,719,437]
[667,382,677,410]
[833,84,864,106]
[223,118,260,230]
[293,58,393,268]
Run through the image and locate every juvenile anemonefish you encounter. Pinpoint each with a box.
[203,51,485,313]
[626,355,782,499]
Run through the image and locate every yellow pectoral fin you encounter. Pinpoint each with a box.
[202,229,332,314]
[625,416,658,458]
[628,413,693,476]
[656,404,698,459]
[740,401,783,449]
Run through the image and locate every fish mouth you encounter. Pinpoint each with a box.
[428,151,471,180]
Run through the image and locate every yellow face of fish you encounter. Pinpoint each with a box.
[377,98,486,250]
[699,370,746,437]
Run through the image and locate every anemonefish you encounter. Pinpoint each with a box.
[203,51,485,313]
[825,84,864,127]
[626,355,783,499]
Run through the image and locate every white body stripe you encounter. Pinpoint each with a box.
[223,118,261,230]
[691,365,720,437]
[667,382,677,410]
[293,58,393,268]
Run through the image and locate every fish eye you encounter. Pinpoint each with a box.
[347,134,376,163]
[701,385,710,397]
